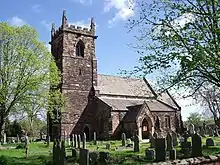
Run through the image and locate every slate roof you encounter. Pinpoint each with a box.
[122,105,143,122]
[95,74,154,98]
[98,97,145,110]
[157,92,180,110]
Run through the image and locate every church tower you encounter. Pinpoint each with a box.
[49,10,98,139]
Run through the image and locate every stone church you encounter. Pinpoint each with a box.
[48,11,183,140]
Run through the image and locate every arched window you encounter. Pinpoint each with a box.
[165,115,171,128]
[76,40,85,57]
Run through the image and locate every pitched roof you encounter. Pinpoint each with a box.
[98,97,176,112]
[98,97,145,110]
[95,74,154,98]
[157,91,180,110]
[122,105,143,122]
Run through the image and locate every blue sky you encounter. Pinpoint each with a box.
[0,0,199,120]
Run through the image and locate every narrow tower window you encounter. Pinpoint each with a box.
[79,68,82,75]
[76,40,85,57]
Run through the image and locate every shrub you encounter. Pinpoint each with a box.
[0,155,8,165]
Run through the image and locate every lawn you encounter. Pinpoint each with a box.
[1,137,220,165]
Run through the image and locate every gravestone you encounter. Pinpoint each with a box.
[71,134,74,147]
[155,138,166,162]
[99,152,110,165]
[77,134,81,148]
[121,133,126,147]
[93,132,97,145]
[134,134,139,152]
[17,134,20,143]
[83,133,86,149]
[60,140,66,165]
[127,138,132,144]
[200,128,205,137]
[74,134,77,148]
[172,132,178,146]
[206,138,215,146]
[3,133,6,144]
[145,149,155,160]
[192,133,202,157]
[79,148,89,165]
[68,136,71,146]
[106,143,110,150]
[169,149,176,160]
[53,139,57,163]
[166,133,173,151]
[89,152,98,165]
[149,132,155,148]
[188,123,195,135]
[72,148,77,158]
[47,135,50,147]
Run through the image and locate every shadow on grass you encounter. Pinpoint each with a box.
[0,155,51,165]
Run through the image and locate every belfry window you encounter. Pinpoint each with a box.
[76,40,85,57]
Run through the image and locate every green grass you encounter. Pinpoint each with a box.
[1,137,220,165]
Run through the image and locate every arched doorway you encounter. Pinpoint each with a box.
[84,126,90,140]
[141,118,152,139]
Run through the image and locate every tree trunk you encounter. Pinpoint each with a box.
[0,104,6,144]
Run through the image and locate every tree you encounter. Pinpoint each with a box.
[127,0,220,95]
[186,112,202,128]
[194,85,220,127]
[0,23,63,140]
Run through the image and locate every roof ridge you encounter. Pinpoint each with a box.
[98,73,142,80]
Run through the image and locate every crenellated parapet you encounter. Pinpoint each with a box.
[51,10,97,40]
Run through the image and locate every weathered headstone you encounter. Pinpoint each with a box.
[68,136,71,146]
[25,135,29,159]
[188,123,195,135]
[155,138,166,162]
[200,128,205,137]
[89,152,98,165]
[83,133,86,149]
[78,134,81,148]
[93,132,97,145]
[3,133,6,144]
[72,148,77,158]
[121,133,126,147]
[169,149,176,160]
[79,148,89,165]
[74,134,77,148]
[106,143,110,150]
[53,139,57,164]
[47,135,50,147]
[71,134,74,147]
[149,132,155,148]
[172,132,178,146]
[206,138,215,147]
[60,140,66,165]
[145,149,155,160]
[17,134,20,143]
[166,133,173,151]
[99,152,110,165]
[134,134,139,152]
[192,133,202,157]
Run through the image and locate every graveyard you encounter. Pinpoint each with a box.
[2,132,220,165]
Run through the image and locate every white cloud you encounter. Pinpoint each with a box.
[104,0,134,26]
[41,20,51,30]
[70,18,98,29]
[32,4,41,13]
[8,16,26,27]
[72,0,92,5]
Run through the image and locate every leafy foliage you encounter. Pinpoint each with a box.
[127,0,220,94]
[0,23,63,137]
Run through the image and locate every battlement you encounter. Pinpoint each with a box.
[51,10,96,40]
